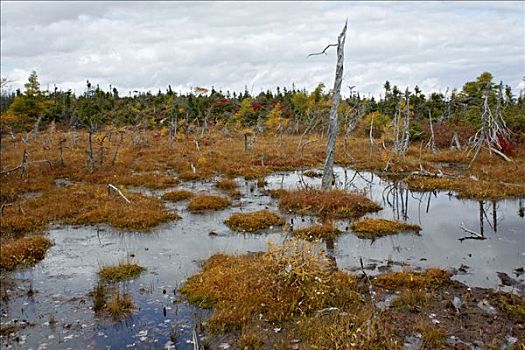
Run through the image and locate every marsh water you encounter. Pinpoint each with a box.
[1,167,524,349]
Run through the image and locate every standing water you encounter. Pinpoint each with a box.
[1,167,523,349]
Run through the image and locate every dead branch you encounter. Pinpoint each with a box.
[489,146,512,162]
[458,222,486,242]
[307,43,338,58]
[107,184,131,204]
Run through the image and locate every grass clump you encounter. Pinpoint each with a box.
[373,268,450,290]
[105,290,135,320]
[91,284,135,321]
[350,218,421,239]
[279,188,382,219]
[0,236,53,270]
[187,195,230,212]
[180,241,357,332]
[98,262,145,282]
[292,224,340,241]
[224,210,284,232]
[161,189,194,202]
[216,178,240,197]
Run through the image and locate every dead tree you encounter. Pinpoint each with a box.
[468,88,511,167]
[309,20,348,189]
[59,137,67,167]
[450,132,461,151]
[86,120,96,172]
[425,110,437,153]
[392,105,401,153]
[400,88,411,155]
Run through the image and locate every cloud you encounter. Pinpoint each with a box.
[1,1,523,97]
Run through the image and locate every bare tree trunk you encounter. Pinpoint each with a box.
[426,110,437,153]
[59,138,66,167]
[400,88,411,155]
[392,106,401,153]
[318,21,347,190]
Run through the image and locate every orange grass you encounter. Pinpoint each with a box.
[405,176,525,200]
[98,262,145,282]
[279,188,382,219]
[373,268,451,290]
[350,218,421,239]
[292,224,340,241]
[224,210,284,232]
[180,241,357,332]
[187,195,230,212]
[161,189,194,202]
[0,183,180,239]
[0,235,52,270]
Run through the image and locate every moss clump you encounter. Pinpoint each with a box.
[279,189,382,219]
[98,262,145,282]
[350,218,421,239]
[180,241,357,332]
[0,236,53,270]
[161,189,194,202]
[224,210,284,232]
[373,268,450,290]
[292,224,340,241]
[216,178,240,197]
[187,195,231,212]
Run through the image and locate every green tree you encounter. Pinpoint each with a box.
[7,71,48,128]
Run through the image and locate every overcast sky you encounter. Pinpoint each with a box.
[1,1,524,97]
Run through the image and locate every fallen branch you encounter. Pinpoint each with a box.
[458,222,486,242]
[107,184,131,204]
[489,147,512,162]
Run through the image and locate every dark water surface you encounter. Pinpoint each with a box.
[1,167,523,349]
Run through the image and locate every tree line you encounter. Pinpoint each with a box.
[1,71,524,141]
